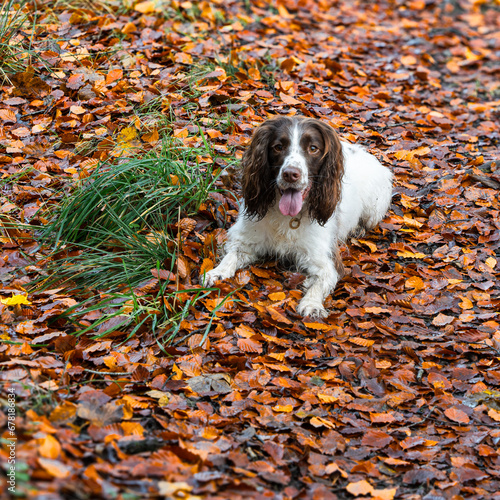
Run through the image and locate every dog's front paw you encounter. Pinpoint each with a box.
[297,300,328,319]
[200,269,221,287]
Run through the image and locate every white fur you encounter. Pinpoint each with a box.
[281,121,309,187]
[203,139,393,318]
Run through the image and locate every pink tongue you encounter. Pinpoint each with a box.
[279,189,303,216]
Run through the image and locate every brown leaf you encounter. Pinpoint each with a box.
[150,268,175,280]
[444,407,470,424]
[76,400,124,427]
[361,430,394,448]
[237,338,263,353]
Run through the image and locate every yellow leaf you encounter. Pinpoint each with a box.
[32,124,47,133]
[1,294,31,306]
[485,257,497,269]
[403,215,423,229]
[317,393,338,404]
[134,0,159,14]
[116,126,137,144]
[158,482,193,497]
[172,363,183,380]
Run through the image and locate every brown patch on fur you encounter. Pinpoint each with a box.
[241,118,291,219]
[332,247,345,278]
[304,119,345,226]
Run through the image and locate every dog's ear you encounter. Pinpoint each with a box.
[307,121,344,226]
[241,121,277,219]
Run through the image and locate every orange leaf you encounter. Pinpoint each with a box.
[268,291,286,301]
[106,68,123,85]
[0,109,16,122]
[401,55,417,66]
[310,416,335,428]
[38,434,61,459]
[361,429,393,448]
[38,458,70,478]
[248,67,261,80]
[272,404,293,413]
[279,92,301,105]
[444,407,470,424]
[176,256,189,279]
[199,258,214,278]
[349,337,375,347]
[303,321,329,330]
[358,239,377,252]
[405,276,424,291]
[121,421,145,436]
[317,393,338,404]
[459,296,474,310]
[206,129,222,139]
[488,408,500,422]
[373,487,398,500]
[237,338,263,353]
[266,306,292,324]
[142,128,159,145]
[134,1,159,13]
[396,250,427,259]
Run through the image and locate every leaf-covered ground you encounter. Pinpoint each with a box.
[1,1,500,499]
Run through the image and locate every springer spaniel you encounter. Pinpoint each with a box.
[202,116,393,318]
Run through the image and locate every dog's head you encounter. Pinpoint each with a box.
[241,116,344,225]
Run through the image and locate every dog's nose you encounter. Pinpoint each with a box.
[282,167,301,183]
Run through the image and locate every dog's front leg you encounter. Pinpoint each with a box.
[201,242,258,287]
[297,250,343,318]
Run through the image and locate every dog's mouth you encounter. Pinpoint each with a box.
[279,186,310,217]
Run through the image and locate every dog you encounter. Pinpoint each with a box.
[202,116,393,318]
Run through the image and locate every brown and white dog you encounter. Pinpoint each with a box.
[202,116,393,318]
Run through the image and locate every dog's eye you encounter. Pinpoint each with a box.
[309,145,319,153]
[273,144,283,152]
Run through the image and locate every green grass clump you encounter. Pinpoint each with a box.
[0,0,32,81]
[42,142,218,291]
[38,138,224,342]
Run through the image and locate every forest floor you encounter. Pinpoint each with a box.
[0,1,499,499]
